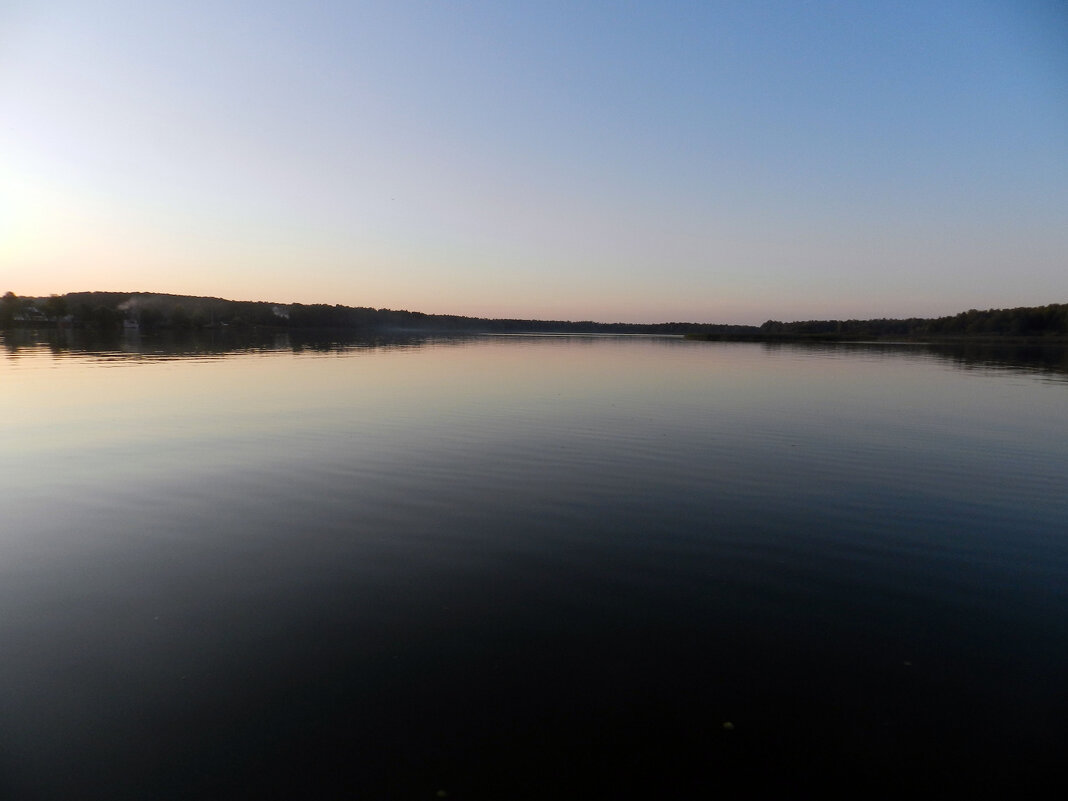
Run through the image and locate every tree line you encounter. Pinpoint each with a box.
[0,291,754,335]
[757,304,1068,339]
[3,291,1066,339]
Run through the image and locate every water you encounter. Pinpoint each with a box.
[2,332,1066,798]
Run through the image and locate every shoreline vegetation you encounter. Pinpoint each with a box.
[2,290,1066,342]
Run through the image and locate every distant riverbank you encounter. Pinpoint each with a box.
[685,331,1068,344]
[3,291,1066,340]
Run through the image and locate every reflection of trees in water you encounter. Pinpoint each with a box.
[0,328,480,360]
[930,342,1068,378]
[4,329,1067,380]
[760,340,1068,380]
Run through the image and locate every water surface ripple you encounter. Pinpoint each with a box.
[2,334,1066,797]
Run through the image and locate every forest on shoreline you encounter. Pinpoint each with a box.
[2,290,1066,341]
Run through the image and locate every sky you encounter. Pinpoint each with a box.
[1,1,1066,324]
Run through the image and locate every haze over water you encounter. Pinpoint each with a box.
[2,332,1066,797]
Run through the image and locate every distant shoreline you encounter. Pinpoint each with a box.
[2,290,1066,340]
[684,332,1068,344]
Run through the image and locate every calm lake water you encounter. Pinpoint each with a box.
[2,332,1066,798]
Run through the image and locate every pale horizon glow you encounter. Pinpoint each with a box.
[2,1,1066,325]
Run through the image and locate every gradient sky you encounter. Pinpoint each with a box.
[2,1,1066,324]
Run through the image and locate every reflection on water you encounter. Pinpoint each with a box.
[1,333,1066,798]
[6,328,1068,379]
[1,327,472,362]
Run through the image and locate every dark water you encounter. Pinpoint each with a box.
[2,333,1066,798]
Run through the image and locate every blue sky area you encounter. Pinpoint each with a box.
[2,1,1066,323]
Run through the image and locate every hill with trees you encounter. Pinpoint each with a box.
[2,290,1066,340]
[0,290,754,336]
[750,304,1068,340]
